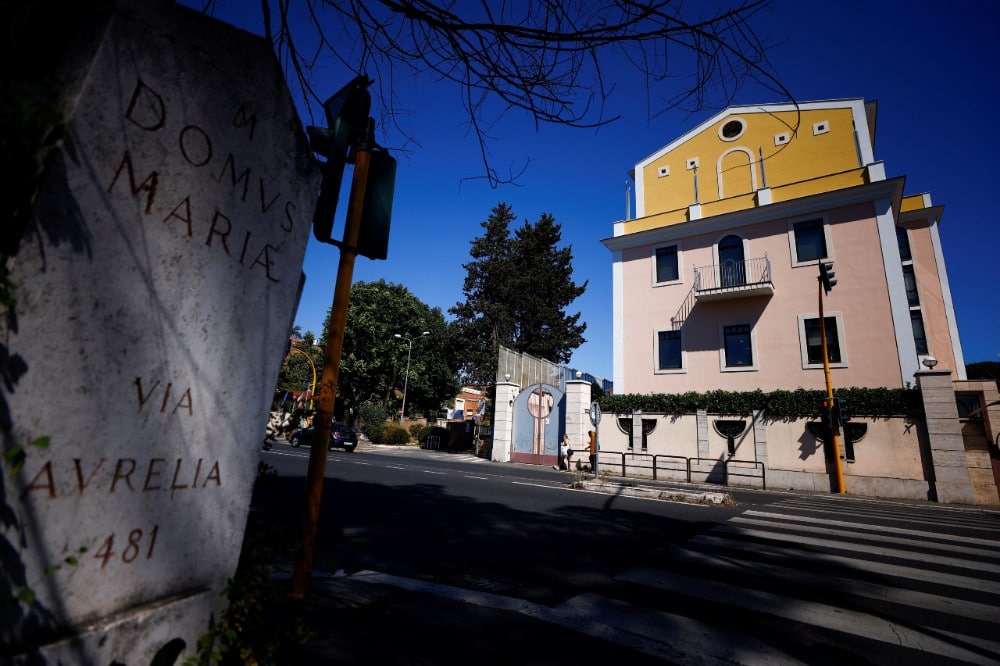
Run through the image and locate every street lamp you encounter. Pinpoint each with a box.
[288,347,317,411]
[395,331,429,424]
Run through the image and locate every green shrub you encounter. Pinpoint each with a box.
[417,425,448,445]
[355,402,389,438]
[365,423,385,443]
[370,424,411,445]
[409,424,423,438]
[388,425,412,444]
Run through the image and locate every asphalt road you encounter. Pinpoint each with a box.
[252,441,1000,665]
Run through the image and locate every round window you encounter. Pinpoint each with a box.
[719,118,745,141]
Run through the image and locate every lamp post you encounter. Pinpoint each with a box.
[395,331,429,424]
[288,347,317,411]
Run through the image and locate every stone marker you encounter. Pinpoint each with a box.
[1,2,318,662]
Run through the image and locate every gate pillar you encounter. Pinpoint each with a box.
[491,381,520,462]
[565,378,590,454]
[917,369,976,504]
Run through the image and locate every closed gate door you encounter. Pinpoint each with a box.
[511,383,564,466]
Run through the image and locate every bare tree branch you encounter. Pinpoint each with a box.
[247,0,793,187]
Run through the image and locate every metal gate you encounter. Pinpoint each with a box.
[511,383,564,466]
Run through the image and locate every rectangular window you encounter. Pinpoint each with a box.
[902,265,919,306]
[804,317,841,364]
[911,311,928,354]
[896,226,912,261]
[956,394,982,421]
[654,245,679,283]
[657,330,682,370]
[793,219,827,262]
[723,324,753,367]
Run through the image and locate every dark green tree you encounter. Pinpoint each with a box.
[966,361,999,384]
[511,212,587,363]
[322,279,460,419]
[451,204,587,383]
[450,203,518,384]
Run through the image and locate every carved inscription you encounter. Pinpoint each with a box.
[106,80,302,283]
[94,526,159,568]
[23,458,222,498]
[135,376,193,416]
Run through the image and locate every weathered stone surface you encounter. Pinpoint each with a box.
[935,482,977,505]
[752,410,768,467]
[923,401,963,420]
[931,464,975,486]
[767,469,829,493]
[844,475,930,501]
[696,409,709,458]
[929,448,973,469]
[969,468,1000,505]
[2,2,317,660]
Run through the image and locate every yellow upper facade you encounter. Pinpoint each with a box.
[626,99,879,234]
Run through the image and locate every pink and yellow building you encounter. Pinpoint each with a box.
[603,98,966,394]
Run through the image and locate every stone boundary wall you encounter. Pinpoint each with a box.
[493,370,998,505]
[591,412,934,501]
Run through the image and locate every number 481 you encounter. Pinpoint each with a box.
[94,526,159,568]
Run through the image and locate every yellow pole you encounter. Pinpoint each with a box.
[288,347,317,411]
[290,130,371,599]
[819,279,845,494]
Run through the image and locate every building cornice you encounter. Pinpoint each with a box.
[602,176,906,252]
[899,204,945,225]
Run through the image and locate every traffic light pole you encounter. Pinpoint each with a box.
[290,121,374,599]
[819,278,846,494]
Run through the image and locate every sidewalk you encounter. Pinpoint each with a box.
[269,572,674,665]
[242,447,703,664]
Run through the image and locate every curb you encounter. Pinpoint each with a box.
[576,479,731,504]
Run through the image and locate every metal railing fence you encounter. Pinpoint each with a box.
[567,449,767,489]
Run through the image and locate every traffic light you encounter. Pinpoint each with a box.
[356,147,396,260]
[819,398,833,427]
[833,397,851,425]
[819,261,837,294]
[308,75,372,245]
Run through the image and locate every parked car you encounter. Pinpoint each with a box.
[331,424,359,451]
[289,424,358,452]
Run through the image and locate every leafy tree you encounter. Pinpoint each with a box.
[322,279,460,419]
[451,203,586,383]
[966,361,999,384]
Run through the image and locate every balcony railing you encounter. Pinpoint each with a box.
[693,256,774,301]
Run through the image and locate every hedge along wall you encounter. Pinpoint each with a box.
[595,388,930,499]
[598,387,923,420]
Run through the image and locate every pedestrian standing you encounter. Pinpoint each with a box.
[557,434,572,470]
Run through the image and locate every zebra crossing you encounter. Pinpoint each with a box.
[565,497,1000,665]
[335,459,999,664]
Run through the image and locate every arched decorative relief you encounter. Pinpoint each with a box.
[717,147,757,199]
[713,419,747,456]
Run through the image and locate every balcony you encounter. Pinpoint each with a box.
[693,256,774,302]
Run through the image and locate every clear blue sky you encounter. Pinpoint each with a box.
[192,1,1000,381]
